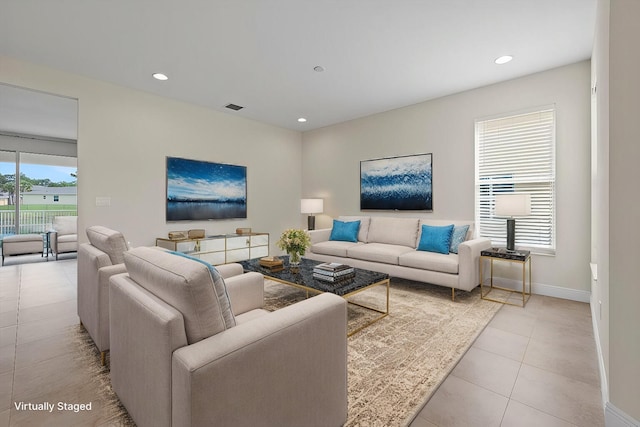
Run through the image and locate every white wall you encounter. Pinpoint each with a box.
[302,61,592,295]
[0,133,77,158]
[592,2,640,424]
[607,0,640,423]
[0,56,303,253]
[591,0,611,412]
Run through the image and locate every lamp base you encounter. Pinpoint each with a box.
[307,215,316,231]
[506,218,515,251]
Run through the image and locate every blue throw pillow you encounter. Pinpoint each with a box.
[417,224,455,254]
[329,220,361,243]
[449,225,470,254]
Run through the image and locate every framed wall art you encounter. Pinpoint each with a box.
[360,153,432,211]
[166,156,247,221]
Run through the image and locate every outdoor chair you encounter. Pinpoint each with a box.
[50,215,78,259]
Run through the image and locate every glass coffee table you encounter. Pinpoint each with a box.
[239,256,390,336]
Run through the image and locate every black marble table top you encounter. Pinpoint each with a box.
[239,256,389,296]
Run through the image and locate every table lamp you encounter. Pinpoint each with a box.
[301,198,323,230]
[495,193,531,252]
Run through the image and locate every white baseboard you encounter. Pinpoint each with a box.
[589,298,639,427]
[605,402,640,427]
[488,277,591,303]
[591,294,610,415]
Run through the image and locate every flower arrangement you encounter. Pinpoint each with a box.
[277,228,311,265]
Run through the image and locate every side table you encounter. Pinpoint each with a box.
[42,231,55,260]
[480,247,531,307]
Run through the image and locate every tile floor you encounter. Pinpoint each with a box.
[1,256,604,426]
[0,255,115,426]
[410,290,605,427]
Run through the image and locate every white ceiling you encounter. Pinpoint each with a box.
[0,0,596,132]
[0,84,78,140]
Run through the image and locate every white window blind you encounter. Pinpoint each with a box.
[475,107,556,254]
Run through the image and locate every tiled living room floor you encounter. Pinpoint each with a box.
[1,256,604,426]
[410,291,605,427]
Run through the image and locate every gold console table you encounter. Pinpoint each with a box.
[155,233,269,265]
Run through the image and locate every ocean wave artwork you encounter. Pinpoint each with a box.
[166,157,247,221]
[360,153,432,211]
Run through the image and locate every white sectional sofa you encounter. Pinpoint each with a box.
[306,216,491,299]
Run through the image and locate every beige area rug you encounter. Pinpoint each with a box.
[72,278,500,426]
[264,278,501,427]
[68,328,135,426]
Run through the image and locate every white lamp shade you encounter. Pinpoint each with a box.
[495,193,531,217]
[301,198,324,214]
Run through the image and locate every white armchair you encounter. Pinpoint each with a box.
[51,215,78,260]
[77,226,129,365]
[109,247,348,427]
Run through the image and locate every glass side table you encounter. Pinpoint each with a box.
[480,247,531,307]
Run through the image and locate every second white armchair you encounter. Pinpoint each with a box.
[77,226,129,365]
[109,246,348,427]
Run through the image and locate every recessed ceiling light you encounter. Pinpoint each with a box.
[152,73,169,81]
[298,117,307,123]
[494,55,513,65]
[313,66,325,72]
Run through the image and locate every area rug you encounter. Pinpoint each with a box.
[264,278,501,426]
[73,277,500,426]
[71,328,135,426]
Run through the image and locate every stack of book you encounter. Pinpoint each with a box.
[313,262,355,283]
[259,256,284,272]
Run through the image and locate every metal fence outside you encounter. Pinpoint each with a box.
[0,210,77,235]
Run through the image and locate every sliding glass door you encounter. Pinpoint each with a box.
[0,151,77,236]
[0,150,17,235]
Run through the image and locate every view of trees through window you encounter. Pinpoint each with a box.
[0,151,77,235]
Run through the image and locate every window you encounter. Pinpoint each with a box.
[0,151,77,235]
[475,107,556,254]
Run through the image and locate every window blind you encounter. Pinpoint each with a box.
[475,108,555,254]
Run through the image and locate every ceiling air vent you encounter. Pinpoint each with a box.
[225,103,244,111]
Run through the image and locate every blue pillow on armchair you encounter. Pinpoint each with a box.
[417,224,455,254]
[329,220,361,243]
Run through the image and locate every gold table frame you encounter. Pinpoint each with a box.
[264,273,390,336]
[480,252,531,307]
